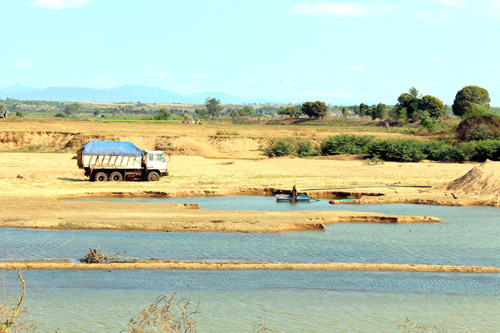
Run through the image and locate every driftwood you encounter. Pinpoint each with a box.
[79,249,130,264]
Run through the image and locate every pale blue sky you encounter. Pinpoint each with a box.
[1,0,499,104]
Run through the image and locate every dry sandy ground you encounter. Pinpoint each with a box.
[1,119,499,271]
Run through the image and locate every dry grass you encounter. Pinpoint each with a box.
[127,293,199,332]
[0,269,36,333]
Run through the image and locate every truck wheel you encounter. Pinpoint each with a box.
[109,171,123,182]
[94,172,108,182]
[147,171,160,181]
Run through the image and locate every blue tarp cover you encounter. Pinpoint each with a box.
[81,140,144,157]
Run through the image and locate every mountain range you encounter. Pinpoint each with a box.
[0,84,273,104]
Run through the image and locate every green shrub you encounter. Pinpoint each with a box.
[263,139,295,157]
[456,113,500,141]
[55,112,67,118]
[368,139,426,162]
[423,141,469,162]
[296,140,318,157]
[464,140,500,161]
[320,134,374,155]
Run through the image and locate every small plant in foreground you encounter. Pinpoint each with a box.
[127,293,199,333]
[1,269,36,332]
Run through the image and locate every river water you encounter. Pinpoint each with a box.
[2,196,499,331]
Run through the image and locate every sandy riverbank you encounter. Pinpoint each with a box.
[1,152,498,233]
[1,260,499,273]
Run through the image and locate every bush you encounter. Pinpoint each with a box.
[320,134,374,155]
[55,112,67,118]
[263,138,318,157]
[296,140,316,157]
[263,139,295,157]
[368,139,426,162]
[456,112,500,141]
[464,140,500,162]
[423,141,469,162]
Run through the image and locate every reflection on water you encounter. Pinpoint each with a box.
[3,201,500,266]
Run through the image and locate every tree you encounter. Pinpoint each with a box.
[0,103,6,117]
[358,103,370,116]
[278,106,299,117]
[452,85,491,117]
[194,108,210,119]
[15,111,23,117]
[93,109,102,117]
[419,95,445,119]
[205,97,222,120]
[155,108,172,120]
[64,103,83,116]
[301,101,328,119]
[396,93,419,119]
[408,87,420,98]
[370,103,386,120]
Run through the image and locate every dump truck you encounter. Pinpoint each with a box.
[77,140,168,181]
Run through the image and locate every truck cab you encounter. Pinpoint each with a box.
[144,151,168,178]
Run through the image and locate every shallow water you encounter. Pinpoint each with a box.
[3,269,500,332]
[4,198,500,266]
[3,197,499,331]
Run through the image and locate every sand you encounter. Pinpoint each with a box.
[1,261,498,273]
[1,119,499,271]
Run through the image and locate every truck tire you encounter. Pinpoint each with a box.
[109,171,123,182]
[94,172,108,182]
[147,171,160,181]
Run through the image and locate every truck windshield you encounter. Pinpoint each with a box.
[155,154,166,162]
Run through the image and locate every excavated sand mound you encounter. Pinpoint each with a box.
[447,160,500,199]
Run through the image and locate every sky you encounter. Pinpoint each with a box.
[1,0,499,105]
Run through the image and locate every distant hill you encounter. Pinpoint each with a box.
[0,84,273,104]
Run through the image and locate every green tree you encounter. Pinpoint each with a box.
[155,108,172,120]
[64,103,83,116]
[55,112,67,118]
[15,111,23,117]
[93,109,102,117]
[408,87,420,98]
[0,103,6,118]
[205,97,222,120]
[358,103,370,116]
[194,108,210,119]
[452,85,490,117]
[301,101,328,119]
[278,106,299,117]
[396,93,419,119]
[370,103,386,120]
[419,95,445,119]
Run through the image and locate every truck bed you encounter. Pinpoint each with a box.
[78,153,142,169]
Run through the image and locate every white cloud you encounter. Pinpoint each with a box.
[290,2,394,17]
[146,71,166,77]
[10,60,32,69]
[483,61,494,67]
[416,10,433,19]
[29,0,89,10]
[481,0,500,18]
[284,80,292,86]
[438,0,467,8]
[198,74,209,79]
[338,65,365,71]
[431,56,443,62]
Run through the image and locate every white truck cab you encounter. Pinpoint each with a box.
[145,151,168,177]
